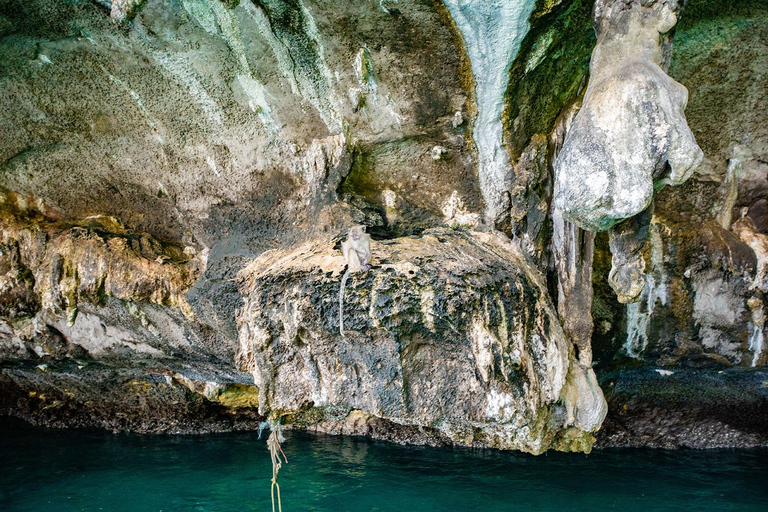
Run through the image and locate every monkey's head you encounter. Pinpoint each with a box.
[349,225,366,241]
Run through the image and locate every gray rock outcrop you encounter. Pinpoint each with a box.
[0,0,765,452]
[236,229,607,453]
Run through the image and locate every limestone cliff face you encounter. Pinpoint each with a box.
[0,0,480,357]
[587,1,768,370]
[0,0,766,450]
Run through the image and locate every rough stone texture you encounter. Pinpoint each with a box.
[553,209,595,366]
[607,204,652,303]
[0,0,766,453]
[236,229,607,454]
[504,0,594,160]
[591,2,768,372]
[0,190,248,365]
[109,0,146,21]
[549,102,596,369]
[0,361,263,433]
[0,0,481,352]
[598,368,768,449]
[553,0,703,232]
[510,134,552,264]
[597,212,760,368]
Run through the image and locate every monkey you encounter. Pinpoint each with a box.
[339,225,371,337]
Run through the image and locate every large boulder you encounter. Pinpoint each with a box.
[236,228,606,453]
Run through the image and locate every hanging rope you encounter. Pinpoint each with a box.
[259,420,288,512]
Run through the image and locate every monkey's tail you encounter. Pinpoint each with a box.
[339,268,350,337]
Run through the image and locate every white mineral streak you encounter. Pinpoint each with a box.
[110,0,143,21]
[182,0,219,36]
[420,287,436,332]
[733,219,768,292]
[241,1,301,96]
[47,311,165,357]
[385,93,404,127]
[748,297,765,367]
[208,1,276,130]
[625,301,650,357]
[443,0,537,223]
[485,387,518,421]
[441,190,481,227]
[237,74,275,129]
[624,221,668,357]
[99,65,164,140]
[208,1,249,71]
[243,0,342,132]
[382,189,397,209]
[717,156,742,230]
[150,50,224,126]
[524,29,553,73]
[294,134,347,188]
[0,321,26,358]
[348,46,403,130]
[206,155,221,177]
[379,0,398,14]
[470,316,494,383]
[296,0,343,133]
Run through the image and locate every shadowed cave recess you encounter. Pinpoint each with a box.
[0,0,766,453]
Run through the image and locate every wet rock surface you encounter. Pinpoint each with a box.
[0,360,263,434]
[597,367,768,448]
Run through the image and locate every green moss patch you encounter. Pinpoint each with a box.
[503,0,594,158]
[216,383,260,409]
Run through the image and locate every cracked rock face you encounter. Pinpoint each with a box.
[236,229,606,453]
[553,0,703,232]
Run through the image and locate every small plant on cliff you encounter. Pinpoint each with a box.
[259,419,288,512]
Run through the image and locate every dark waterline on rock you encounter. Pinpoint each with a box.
[1,419,767,512]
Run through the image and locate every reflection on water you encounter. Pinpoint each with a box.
[1,419,767,511]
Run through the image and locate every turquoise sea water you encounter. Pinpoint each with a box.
[1,419,766,512]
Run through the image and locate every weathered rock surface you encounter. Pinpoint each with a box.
[0,190,241,362]
[0,360,263,433]
[0,0,481,356]
[591,3,768,373]
[554,0,703,232]
[236,228,606,453]
[598,368,768,449]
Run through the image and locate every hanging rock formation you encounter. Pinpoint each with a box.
[554,0,703,232]
[442,0,536,227]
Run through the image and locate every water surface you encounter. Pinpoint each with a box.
[1,419,766,511]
